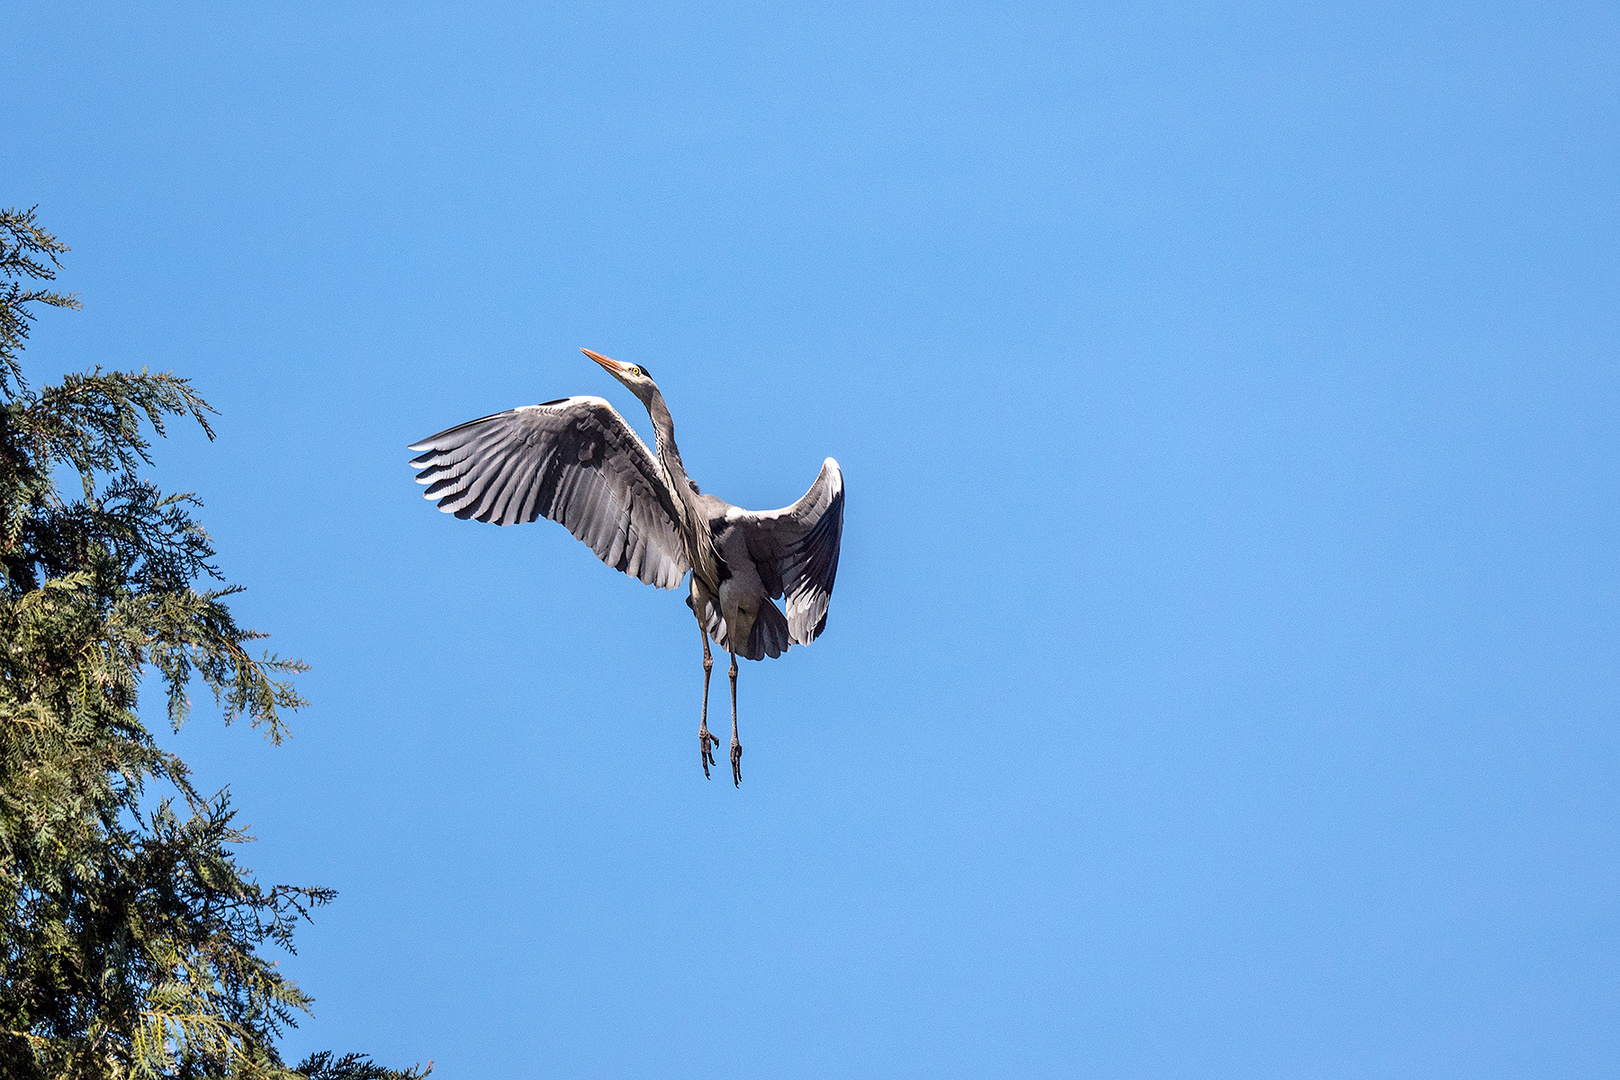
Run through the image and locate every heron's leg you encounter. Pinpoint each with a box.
[698,625,718,778]
[728,651,742,786]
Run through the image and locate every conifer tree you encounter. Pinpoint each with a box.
[0,207,425,1079]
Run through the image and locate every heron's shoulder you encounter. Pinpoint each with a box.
[513,394,613,414]
[508,396,635,432]
[696,493,734,519]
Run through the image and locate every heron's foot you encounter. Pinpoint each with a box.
[700,724,720,780]
[730,737,742,787]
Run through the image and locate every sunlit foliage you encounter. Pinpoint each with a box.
[0,208,425,1080]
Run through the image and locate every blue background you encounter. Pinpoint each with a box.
[8,3,1618,1076]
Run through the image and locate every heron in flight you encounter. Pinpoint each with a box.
[407,349,844,785]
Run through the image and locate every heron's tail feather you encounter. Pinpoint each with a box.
[746,600,790,661]
[697,597,789,661]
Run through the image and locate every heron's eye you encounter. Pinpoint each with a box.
[630,366,642,376]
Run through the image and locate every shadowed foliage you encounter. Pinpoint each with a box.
[0,208,427,1079]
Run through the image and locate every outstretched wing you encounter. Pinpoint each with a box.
[738,457,844,645]
[408,396,690,590]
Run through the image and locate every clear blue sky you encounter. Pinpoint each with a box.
[9,3,1618,1076]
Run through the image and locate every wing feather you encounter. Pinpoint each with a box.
[738,458,845,645]
[408,397,690,589]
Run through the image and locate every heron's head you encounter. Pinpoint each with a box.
[582,348,657,403]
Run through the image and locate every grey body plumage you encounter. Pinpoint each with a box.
[407,349,844,784]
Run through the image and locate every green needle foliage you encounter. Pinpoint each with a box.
[0,208,427,1080]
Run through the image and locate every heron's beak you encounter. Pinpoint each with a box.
[581,348,629,377]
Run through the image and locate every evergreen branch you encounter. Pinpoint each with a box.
[0,210,413,1080]
[0,207,81,399]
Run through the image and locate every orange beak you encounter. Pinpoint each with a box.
[581,348,629,376]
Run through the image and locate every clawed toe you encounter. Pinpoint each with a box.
[730,739,742,786]
[700,727,720,779]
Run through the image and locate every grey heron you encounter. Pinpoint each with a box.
[407,349,844,785]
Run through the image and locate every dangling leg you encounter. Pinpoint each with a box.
[728,651,742,786]
[698,622,719,779]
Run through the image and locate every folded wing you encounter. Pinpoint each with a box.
[738,458,845,645]
[408,397,690,590]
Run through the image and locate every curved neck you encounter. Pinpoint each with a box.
[645,387,695,497]
[642,384,720,582]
